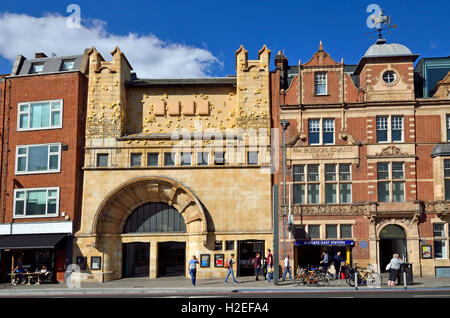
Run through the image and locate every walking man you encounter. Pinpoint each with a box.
[282,254,292,281]
[254,252,262,281]
[189,255,199,286]
[224,254,238,284]
[333,252,345,279]
[320,251,329,273]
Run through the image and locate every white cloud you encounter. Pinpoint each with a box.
[0,12,221,78]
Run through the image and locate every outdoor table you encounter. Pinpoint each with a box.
[9,272,41,286]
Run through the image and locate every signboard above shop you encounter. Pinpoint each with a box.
[295,240,355,246]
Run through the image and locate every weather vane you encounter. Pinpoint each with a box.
[366,8,397,40]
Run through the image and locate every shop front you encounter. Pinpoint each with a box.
[294,240,355,270]
[0,233,71,283]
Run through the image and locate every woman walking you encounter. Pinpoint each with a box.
[387,253,404,286]
[189,255,199,286]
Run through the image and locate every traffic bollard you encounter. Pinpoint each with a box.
[355,271,358,290]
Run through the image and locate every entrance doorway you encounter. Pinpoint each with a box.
[379,224,407,272]
[237,240,265,276]
[295,245,350,269]
[122,242,150,278]
[157,242,185,277]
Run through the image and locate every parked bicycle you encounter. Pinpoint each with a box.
[294,265,335,287]
[344,263,381,287]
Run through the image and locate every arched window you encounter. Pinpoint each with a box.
[379,224,406,239]
[123,202,186,233]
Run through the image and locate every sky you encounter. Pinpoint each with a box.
[0,0,449,78]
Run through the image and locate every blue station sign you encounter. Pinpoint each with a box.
[295,240,355,246]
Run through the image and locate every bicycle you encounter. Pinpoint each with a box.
[345,263,382,287]
[294,265,331,287]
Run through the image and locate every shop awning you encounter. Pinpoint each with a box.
[0,233,69,250]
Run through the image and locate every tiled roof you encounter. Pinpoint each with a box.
[11,54,84,77]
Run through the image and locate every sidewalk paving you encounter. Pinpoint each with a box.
[1,275,450,296]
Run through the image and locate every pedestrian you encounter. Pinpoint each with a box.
[262,257,268,280]
[224,254,238,284]
[282,254,292,281]
[333,252,345,279]
[254,252,262,281]
[319,251,329,273]
[267,266,274,283]
[387,253,403,286]
[189,255,199,286]
[265,249,273,284]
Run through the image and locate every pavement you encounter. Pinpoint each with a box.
[1,274,450,296]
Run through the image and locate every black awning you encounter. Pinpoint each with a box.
[0,234,69,250]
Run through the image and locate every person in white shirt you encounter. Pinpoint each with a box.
[282,254,292,281]
[387,253,404,286]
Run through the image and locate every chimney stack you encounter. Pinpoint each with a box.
[35,53,47,59]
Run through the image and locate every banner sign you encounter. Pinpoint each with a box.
[295,240,355,246]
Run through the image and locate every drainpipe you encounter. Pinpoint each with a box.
[1,78,11,223]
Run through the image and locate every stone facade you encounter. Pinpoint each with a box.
[74,46,274,282]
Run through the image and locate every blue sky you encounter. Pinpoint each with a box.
[0,0,449,77]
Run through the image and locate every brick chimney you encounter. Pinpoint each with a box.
[35,53,47,59]
[275,50,289,89]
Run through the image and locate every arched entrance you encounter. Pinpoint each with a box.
[90,176,208,281]
[379,224,407,272]
[122,202,187,278]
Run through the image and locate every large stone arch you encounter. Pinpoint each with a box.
[92,176,208,236]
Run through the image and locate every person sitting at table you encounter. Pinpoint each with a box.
[13,265,25,284]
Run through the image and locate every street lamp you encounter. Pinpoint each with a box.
[280,120,290,261]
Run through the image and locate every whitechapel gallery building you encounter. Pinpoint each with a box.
[73,46,274,282]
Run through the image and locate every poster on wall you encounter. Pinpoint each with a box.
[214,254,224,267]
[421,245,432,259]
[76,256,87,270]
[200,254,210,268]
[91,256,102,270]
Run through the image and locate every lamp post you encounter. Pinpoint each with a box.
[280,120,290,261]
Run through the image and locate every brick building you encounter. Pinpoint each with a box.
[272,38,450,277]
[0,52,89,282]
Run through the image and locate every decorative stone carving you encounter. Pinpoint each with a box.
[292,203,372,216]
[375,146,409,157]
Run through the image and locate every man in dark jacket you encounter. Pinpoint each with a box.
[333,252,345,279]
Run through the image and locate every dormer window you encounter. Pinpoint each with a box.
[382,70,397,84]
[62,59,75,71]
[30,62,44,74]
[315,72,327,95]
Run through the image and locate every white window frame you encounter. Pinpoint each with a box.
[377,162,405,202]
[376,115,404,143]
[13,187,60,219]
[315,72,327,95]
[433,223,448,260]
[17,99,63,132]
[15,143,61,175]
[30,62,44,74]
[308,118,335,145]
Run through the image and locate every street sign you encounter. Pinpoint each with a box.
[295,240,355,246]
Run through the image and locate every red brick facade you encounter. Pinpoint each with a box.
[272,43,450,277]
